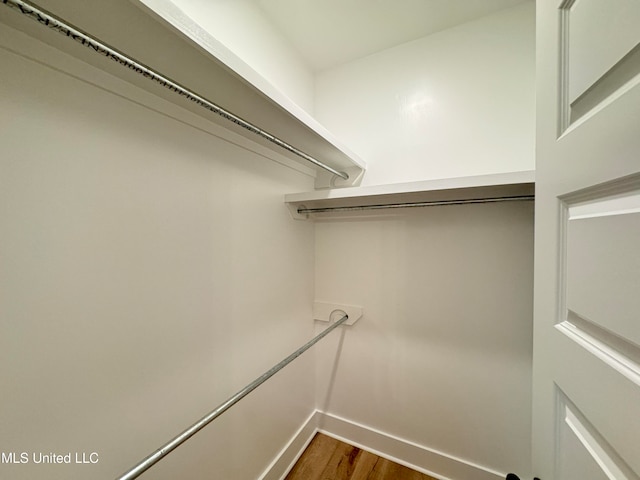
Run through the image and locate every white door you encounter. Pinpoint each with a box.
[533,0,640,479]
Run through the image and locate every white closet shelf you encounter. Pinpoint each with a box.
[285,171,535,217]
[0,0,365,184]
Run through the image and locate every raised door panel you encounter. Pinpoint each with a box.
[568,0,640,104]
[565,190,640,349]
[561,0,640,126]
[556,393,639,480]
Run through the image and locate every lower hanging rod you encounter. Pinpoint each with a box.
[297,195,535,214]
[1,0,349,181]
[116,314,348,480]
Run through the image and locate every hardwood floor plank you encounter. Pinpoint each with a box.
[318,441,361,479]
[349,450,379,480]
[370,458,433,480]
[285,433,438,480]
[285,433,340,480]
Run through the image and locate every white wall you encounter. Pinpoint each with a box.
[0,25,315,480]
[173,0,316,114]
[314,2,536,186]
[314,202,534,478]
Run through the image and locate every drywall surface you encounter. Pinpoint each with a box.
[171,0,315,114]
[0,25,315,480]
[314,202,534,477]
[314,2,535,186]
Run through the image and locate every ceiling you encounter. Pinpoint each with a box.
[254,0,531,71]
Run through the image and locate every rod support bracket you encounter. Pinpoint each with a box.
[313,302,362,326]
[287,203,309,220]
[314,166,365,189]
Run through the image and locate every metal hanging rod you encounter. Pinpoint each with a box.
[1,0,349,181]
[116,314,348,480]
[297,195,535,214]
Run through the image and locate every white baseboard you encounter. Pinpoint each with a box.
[316,412,506,480]
[258,410,320,480]
[259,410,506,480]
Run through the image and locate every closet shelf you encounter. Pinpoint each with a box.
[285,171,535,218]
[0,0,365,185]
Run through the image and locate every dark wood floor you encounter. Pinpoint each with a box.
[285,433,437,480]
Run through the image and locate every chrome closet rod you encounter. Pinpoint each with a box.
[297,195,535,214]
[1,0,349,181]
[116,314,348,480]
